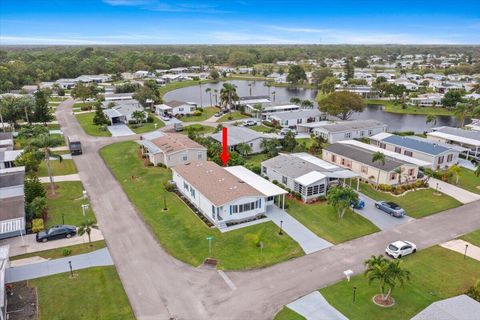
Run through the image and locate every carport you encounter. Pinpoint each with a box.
[103,108,126,125]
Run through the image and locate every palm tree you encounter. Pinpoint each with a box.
[213,89,218,105]
[372,152,386,189]
[301,100,314,109]
[220,83,238,110]
[236,143,252,157]
[78,219,99,244]
[448,164,461,185]
[425,114,437,128]
[265,82,272,96]
[29,133,63,196]
[205,88,213,107]
[453,103,470,128]
[290,97,302,105]
[248,83,252,96]
[198,81,203,108]
[394,167,403,185]
[272,91,276,102]
[364,255,410,303]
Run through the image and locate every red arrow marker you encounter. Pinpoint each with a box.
[220,127,230,166]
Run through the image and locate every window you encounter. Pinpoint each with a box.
[394,147,402,154]
[390,172,396,180]
[361,166,368,174]
[408,168,415,176]
[331,155,336,162]
[360,130,365,137]
[267,196,274,201]
[262,166,267,174]
[179,107,184,112]
[190,187,195,198]
[212,205,215,216]
[183,182,189,190]
[344,132,352,138]
[447,154,453,162]
[404,150,413,157]
[297,118,302,124]
[438,156,444,164]
[182,153,187,161]
[249,143,253,148]
[197,151,203,160]
[368,130,373,135]
[379,143,386,149]
[282,176,288,184]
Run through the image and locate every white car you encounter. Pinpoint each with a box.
[385,240,416,259]
[280,128,297,135]
[243,119,258,126]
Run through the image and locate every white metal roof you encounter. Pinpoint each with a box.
[292,153,340,171]
[2,150,23,162]
[296,121,331,129]
[294,171,327,186]
[262,104,300,112]
[324,170,359,179]
[427,131,480,147]
[339,140,432,167]
[370,132,393,141]
[225,166,287,197]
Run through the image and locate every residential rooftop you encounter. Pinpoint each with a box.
[151,133,206,155]
[210,126,264,145]
[316,120,386,133]
[268,109,321,121]
[381,134,452,155]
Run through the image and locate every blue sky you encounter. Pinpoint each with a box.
[1,0,480,45]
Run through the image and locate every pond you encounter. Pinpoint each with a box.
[164,80,463,133]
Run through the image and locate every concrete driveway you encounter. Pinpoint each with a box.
[428,178,480,204]
[107,124,135,137]
[287,291,347,320]
[356,193,415,230]
[266,206,333,254]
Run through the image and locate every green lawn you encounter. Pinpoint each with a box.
[359,182,461,218]
[275,307,306,320]
[286,198,379,244]
[47,123,61,130]
[11,241,106,261]
[101,141,303,270]
[244,153,269,167]
[73,101,96,109]
[365,99,454,116]
[128,114,164,134]
[250,125,277,133]
[49,133,66,146]
[217,111,249,122]
[31,266,134,320]
[44,181,96,228]
[38,159,77,177]
[179,107,220,122]
[75,112,111,137]
[449,167,480,194]
[320,246,480,320]
[461,229,480,247]
[182,124,216,135]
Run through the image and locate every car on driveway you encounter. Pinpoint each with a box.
[280,128,297,136]
[385,240,416,258]
[351,198,365,209]
[242,119,258,126]
[36,225,77,243]
[375,201,405,218]
[160,114,171,121]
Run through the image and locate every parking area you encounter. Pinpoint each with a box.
[107,124,135,137]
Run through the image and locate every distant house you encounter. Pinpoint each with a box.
[236,96,271,115]
[370,133,460,170]
[336,86,379,99]
[0,133,14,151]
[155,100,197,116]
[260,104,300,120]
[103,93,134,102]
[76,74,111,84]
[323,142,419,186]
[139,133,207,167]
[0,167,26,239]
[103,100,145,125]
[427,126,480,158]
[267,109,323,128]
[55,78,77,89]
[261,153,358,202]
[172,161,287,228]
[411,295,480,320]
[313,120,387,143]
[410,93,444,106]
[210,126,269,154]
[134,70,151,78]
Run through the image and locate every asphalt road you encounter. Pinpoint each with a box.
[56,98,480,320]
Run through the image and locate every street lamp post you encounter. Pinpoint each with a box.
[62,213,65,225]
[353,286,357,303]
[464,244,469,259]
[206,236,214,257]
[163,196,167,211]
[68,261,73,277]
[279,220,283,235]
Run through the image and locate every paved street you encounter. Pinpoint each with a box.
[53,98,480,320]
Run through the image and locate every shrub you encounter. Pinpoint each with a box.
[378,184,393,192]
[244,234,260,247]
[32,218,44,233]
[272,180,278,185]
[164,181,175,192]
[294,192,302,200]
[146,115,154,123]
[80,105,92,111]
[193,110,202,116]
[247,164,261,174]
[62,248,72,257]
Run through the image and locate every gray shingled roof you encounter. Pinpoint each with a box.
[210,126,264,146]
[325,143,406,171]
[411,295,480,320]
[262,154,329,179]
[165,100,190,108]
[269,109,321,121]
[434,127,480,140]
[382,135,451,155]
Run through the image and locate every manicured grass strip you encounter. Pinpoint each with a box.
[179,107,220,122]
[359,183,461,218]
[217,111,249,122]
[75,112,111,137]
[49,133,66,146]
[11,241,106,261]
[275,307,306,320]
[182,124,215,135]
[286,198,379,244]
[73,102,96,109]
[128,114,164,134]
[244,153,269,167]
[461,229,480,247]
[38,159,77,177]
[365,99,454,116]
[250,125,277,133]
[101,141,303,270]
[449,167,480,195]
[31,266,134,320]
[320,246,480,320]
[44,181,96,228]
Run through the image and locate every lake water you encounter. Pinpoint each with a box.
[164,80,462,133]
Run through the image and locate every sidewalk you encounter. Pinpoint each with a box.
[428,178,480,204]
[440,239,480,261]
[38,173,81,183]
[0,228,104,257]
[266,206,333,254]
[287,291,347,320]
[6,248,113,282]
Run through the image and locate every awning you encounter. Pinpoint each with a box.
[225,166,287,197]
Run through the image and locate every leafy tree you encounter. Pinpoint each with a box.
[354,58,369,69]
[286,65,307,84]
[29,196,47,219]
[24,175,46,205]
[261,138,281,157]
[28,134,64,196]
[133,85,157,109]
[326,185,358,218]
[33,90,53,124]
[220,83,238,109]
[115,82,140,93]
[425,114,437,128]
[281,131,297,152]
[319,91,365,120]
[344,57,355,80]
[205,88,213,106]
[311,68,333,86]
[236,143,252,157]
[453,103,470,127]
[441,90,465,108]
[71,82,92,104]
[290,97,302,105]
[372,151,386,188]
[131,110,146,124]
[78,219,99,244]
[300,100,314,108]
[14,149,42,173]
[448,164,461,184]
[210,69,220,80]
[364,255,410,303]
[93,105,109,126]
[320,76,338,94]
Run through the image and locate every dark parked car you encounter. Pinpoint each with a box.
[36,225,77,243]
[374,201,405,218]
